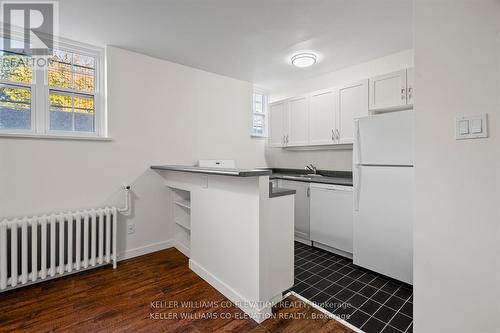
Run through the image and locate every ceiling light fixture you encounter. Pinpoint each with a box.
[291,52,317,68]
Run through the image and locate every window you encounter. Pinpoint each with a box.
[0,34,105,138]
[252,90,268,137]
[0,47,33,131]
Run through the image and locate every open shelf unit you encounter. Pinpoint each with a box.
[174,200,191,210]
[169,187,191,257]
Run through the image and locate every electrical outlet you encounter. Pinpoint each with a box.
[127,223,135,234]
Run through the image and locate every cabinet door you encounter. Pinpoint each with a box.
[406,67,414,106]
[269,101,287,147]
[309,90,336,145]
[310,184,353,253]
[281,180,310,242]
[337,80,368,144]
[288,96,309,146]
[369,70,407,111]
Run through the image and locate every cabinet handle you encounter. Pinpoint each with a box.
[286,135,289,144]
[336,129,340,142]
[401,88,406,100]
[331,129,335,141]
[408,87,413,100]
[307,187,310,197]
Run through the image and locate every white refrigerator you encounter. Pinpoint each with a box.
[353,110,414,284]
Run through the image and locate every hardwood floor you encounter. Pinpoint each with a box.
[0,248,354,333]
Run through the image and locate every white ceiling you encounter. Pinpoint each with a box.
[58,0,413,90]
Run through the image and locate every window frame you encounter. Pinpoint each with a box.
[251,88,268,138]
[0,31,106,139]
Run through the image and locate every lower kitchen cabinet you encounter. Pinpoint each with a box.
[281,180,311,244]
[310,183,353,254]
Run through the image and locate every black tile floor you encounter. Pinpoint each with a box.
[289,242,413,333]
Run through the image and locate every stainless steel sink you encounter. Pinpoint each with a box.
[282,174,323,180]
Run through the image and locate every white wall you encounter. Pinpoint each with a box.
[0,46,267,258]
[266,50,414,171]
[414,1,500,332]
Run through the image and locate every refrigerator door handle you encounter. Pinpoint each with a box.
[353,119,361,164]
[354,165,361,211]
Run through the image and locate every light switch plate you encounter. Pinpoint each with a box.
[456,114,488,140]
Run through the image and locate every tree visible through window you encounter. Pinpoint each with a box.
[0,49,33,130]
[49,49,96,132]
[0,35,104,137]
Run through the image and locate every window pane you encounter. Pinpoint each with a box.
[49,91,95,132]
[252,114,265,135]
[0,85,31,130]
[0,51,33,84]
[73,53,95,68]
[49,91,72,131]
[75,112,94,132]
[48,61,72,89]
[49,49,95,93]
[50,109,72,131]
[253,93,263,113]
[74,95,94,132]
[74,66,95,93]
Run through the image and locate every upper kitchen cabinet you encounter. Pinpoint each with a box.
[288,96,310,146]
[369,68,414,111]
[269,101,288,147]
[268,68,413,148]
[309,90,336,145]
[337,80,369,144]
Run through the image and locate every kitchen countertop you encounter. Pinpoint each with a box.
[150,165,272,177]
[150,165,352,185]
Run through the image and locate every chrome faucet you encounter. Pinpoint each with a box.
[305,164,317,174]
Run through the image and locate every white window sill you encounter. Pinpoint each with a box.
[251,134,268,139]
[0,133,113,141]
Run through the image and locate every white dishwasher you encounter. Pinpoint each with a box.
[310,183,353,254]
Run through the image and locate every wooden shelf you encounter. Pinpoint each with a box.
[175,219,191,231]
[174,200,191,209]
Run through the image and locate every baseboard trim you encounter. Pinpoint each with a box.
[173,240,190,258]
[189,259,278,324]
[313,241,353,259]
[118,240,175,261]
[295,236,312,246]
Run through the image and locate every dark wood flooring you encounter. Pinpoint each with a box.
[0,248,354,333]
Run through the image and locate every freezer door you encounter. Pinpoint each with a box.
[354,110,414,166]
[353,165,413,284]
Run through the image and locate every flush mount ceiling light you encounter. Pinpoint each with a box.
[291,52,317,68]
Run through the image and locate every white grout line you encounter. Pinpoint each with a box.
[293,245,413,332]
[380,293,413,333]
[295,259,412,310]
[352,281,405,332]
[283,291,366,333]
[296,254,412,302]
[295,264,407,332]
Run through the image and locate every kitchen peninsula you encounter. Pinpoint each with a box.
[150,165,296,323]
